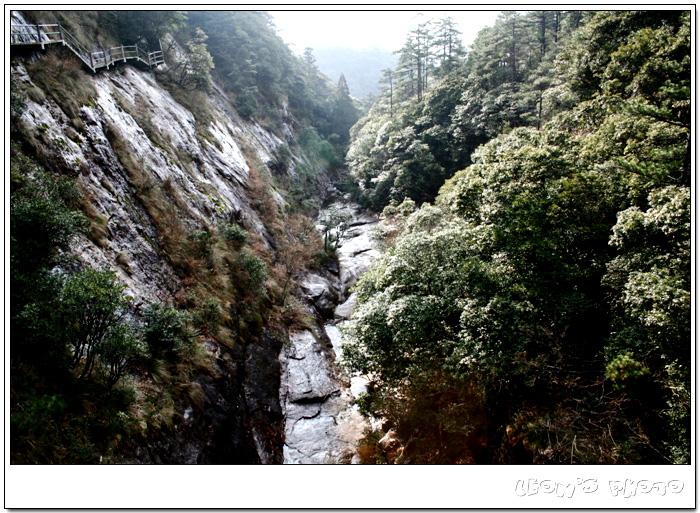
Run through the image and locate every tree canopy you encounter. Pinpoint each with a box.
[343,10,691,464]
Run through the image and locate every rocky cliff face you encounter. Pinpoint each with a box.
[12,41,334,463]
[18,62,288,299]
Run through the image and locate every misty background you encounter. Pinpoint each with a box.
[270,10,501,98]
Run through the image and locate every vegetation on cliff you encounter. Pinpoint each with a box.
[10,10,356,463]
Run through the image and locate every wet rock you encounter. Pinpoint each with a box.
[325,258,340,276]
[244,328,285,463]
[332,207,380,298]
[299,272,341,319]
[125,340,261,465]
[334,292,357,320]
[284,331,340,403]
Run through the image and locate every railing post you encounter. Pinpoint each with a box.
[37,24,44,49]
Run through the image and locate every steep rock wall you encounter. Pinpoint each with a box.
[12,45,331,463]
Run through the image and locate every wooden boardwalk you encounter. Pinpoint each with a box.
[10,23,164,73]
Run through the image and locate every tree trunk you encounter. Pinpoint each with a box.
[389,79,393,116]
[680,132,691,186]
[540,11,547,58]
[510,18,518,83]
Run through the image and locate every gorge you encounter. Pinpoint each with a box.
[10,8,691,477]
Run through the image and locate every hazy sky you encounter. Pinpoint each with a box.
[270,10,503,53]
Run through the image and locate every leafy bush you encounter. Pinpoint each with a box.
[61,267,133,380]
[11,156,88,273]
[192,230,215,258]
[98,322,146,388]
[142,302,194,360]
[192,296,222,337]
[220,222,249,246]
[239,251,268,291]
[605,352,649,389]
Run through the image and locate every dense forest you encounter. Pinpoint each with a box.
[10,9,691,467]
[343,10,691,464]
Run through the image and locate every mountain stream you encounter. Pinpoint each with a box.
[280,195,380,463]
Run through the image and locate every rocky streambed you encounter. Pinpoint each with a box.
[280,196,380,464]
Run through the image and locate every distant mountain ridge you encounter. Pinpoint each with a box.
[313,46,397,98]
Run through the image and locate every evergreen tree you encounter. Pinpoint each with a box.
[168,27,214,92]
[433,16,466,75]
[331,73,359,145]
[378,68,395,115]
[303,47,318,75]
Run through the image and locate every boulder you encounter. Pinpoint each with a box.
[334,292,357,320]
[300,272,341,319]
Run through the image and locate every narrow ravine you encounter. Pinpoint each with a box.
[280,194,380,464]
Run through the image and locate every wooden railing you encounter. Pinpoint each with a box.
[10,23,164,72]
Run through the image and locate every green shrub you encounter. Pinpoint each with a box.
[142,302,194,360]
[11,155,88,273]
[98,322,146,389]
[605,352,650,389]
[192,296,222,337]
[220,222,249,246]
[61,267,133,381]
[192,229,214,258]
[237,251,268,290]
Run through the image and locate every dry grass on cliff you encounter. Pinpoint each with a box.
[103,93,321,351]
[24,11,119,52]
[25,49,96,133]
